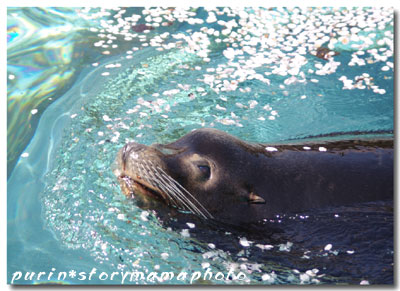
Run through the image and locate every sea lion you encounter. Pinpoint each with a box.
[113,128,393,226]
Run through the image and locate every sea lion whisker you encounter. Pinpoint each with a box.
[133,162,167,201]
[135,161,178,206]
[144,160,206,218]
[154,174,193,211]
[141,159,201,215]
[148,169,187,209]
[156,166,213,219]
[140,159,193,212]
[144,160,204,215]
[143,160,209,218]
[130,157,208,218]
[159,172,208,218]
[140,160,183,208]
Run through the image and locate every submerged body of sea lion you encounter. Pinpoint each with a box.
[113,128,393,227]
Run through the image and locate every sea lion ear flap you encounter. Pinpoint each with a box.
[249,192,266,204]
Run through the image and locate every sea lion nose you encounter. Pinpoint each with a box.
[124,142,146,153]
[121,142,146,165]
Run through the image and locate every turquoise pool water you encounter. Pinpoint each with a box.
[8,7,393,285]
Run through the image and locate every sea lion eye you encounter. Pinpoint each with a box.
[197,165,211,179]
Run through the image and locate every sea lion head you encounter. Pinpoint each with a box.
[114,128,267,225]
